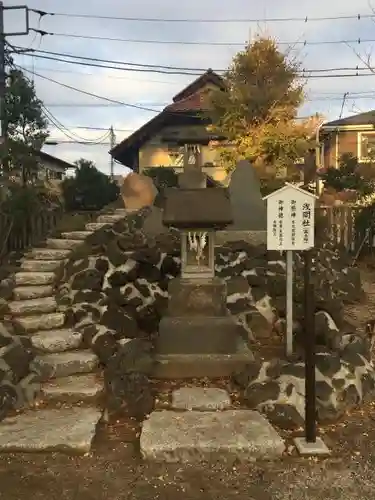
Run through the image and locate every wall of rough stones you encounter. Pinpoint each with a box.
[54,205,375,427]
[0,269,40,421]
[0,321,40,421]
[0,205,371,426]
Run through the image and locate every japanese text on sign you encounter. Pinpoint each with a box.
[291,199,296,247]
[278,200,284,247]
[264,185,315,251]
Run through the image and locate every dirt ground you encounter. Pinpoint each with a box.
[1,266,375,499]
[1,403,375,500]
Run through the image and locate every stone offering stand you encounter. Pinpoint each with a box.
[0,199,372,459]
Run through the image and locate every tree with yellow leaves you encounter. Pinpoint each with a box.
[208,37,316,178]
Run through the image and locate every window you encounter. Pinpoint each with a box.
[359,132,375,161]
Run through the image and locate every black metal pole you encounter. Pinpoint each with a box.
[304,248,316,443]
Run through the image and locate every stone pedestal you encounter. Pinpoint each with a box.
[167,278,227,317]
[154,277,253,379]
[157,316,239,354]
[156,184,253,379]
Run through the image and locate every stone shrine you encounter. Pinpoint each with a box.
[154,158,254,378]
[216,159,267,246]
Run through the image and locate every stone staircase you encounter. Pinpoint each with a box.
[7,208,131,407]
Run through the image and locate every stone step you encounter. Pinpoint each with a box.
[13,312,65,334]
[20,260,62,272]
[32,350,99,379]
[85,222,110,231]
[26,248,71,261]
[171,387,231,411]
[40,374,103,402]
[15,272,56,286]
[31,328,82,353]
[9,296,57,316]
[61,231,93,240]
[13,285,54,301]
[0,407,102,455]
[141,410,285,463]
[97,213,126,223]
[46,239,83,250]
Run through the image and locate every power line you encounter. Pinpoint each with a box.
[32,29,375,48]
[44,138,375,147]
[17,64,182,114]
[42,105,112,143]
[44,103,167,107]
[17,65,375,99]
[14,63,375,126]
[30,9,375,23]
[12,45,374,76]
[54,125,135,132]
[20,64,183,84]
[18,53,198,76]
[24,55,375,79]
[11,47,375,79]
[45,140,112,145]
[43,105,104,142]
[40,94,375,107]
[12,46,212,73]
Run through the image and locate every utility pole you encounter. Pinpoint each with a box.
[0,4,30,175]
[339,92,348,119]
[109,125,116,178]
[0,2,6,150]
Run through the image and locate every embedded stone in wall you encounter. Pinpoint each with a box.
[0,322,37,422]
[234,339,375,429]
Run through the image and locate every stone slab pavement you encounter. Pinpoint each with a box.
[140,409,285,462]
[0,407,102,454]
[171,387,232,411]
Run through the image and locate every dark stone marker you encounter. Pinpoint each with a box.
[227,160,267,231]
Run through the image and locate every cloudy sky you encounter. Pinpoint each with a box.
[4,0,375,175]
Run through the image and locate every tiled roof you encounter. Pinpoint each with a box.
[165,92,209,113]
[110,69,224,166]
[172,69,225,102]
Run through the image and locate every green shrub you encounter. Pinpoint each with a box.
[143,167,179,189]
[143,167,179,207]
[319,153,375,199]
[62,159,119,211]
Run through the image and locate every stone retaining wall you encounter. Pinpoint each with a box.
[53,205,374,425]
[0,205,371,426]
[0,322,40,421]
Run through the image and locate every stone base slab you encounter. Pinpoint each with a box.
[153,338,254,379]
[0,407,102,455]
[156,316,239,355]
[140,410,285,463]
[294,437,331,456]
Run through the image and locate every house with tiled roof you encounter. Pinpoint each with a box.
[110,69,229,184]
